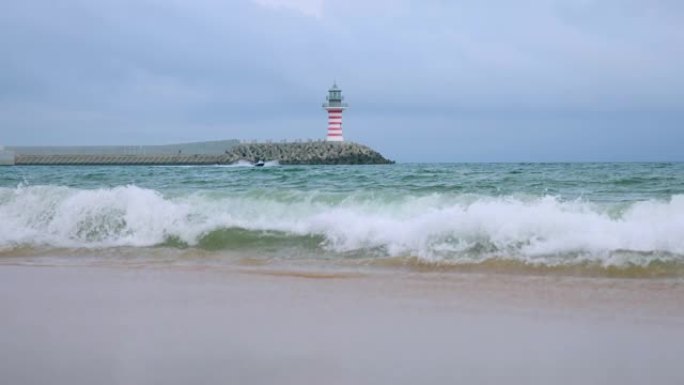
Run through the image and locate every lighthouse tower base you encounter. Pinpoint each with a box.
[326,135,344,142]
[325,107,345,142]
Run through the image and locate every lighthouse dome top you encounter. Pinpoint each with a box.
[323,82,348,109]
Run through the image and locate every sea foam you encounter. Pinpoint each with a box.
[1,185,683,266]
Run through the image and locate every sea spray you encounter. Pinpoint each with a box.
[1,182,684,269]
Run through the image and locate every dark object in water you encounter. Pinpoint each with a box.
[255,160,265,167]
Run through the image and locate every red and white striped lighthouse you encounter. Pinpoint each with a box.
[322,83,348,142]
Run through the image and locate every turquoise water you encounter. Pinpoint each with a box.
[1,163,683,276]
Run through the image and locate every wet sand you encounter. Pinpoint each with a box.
[1,263,683,384]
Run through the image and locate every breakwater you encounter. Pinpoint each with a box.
[230,142,392,165]
[8,141,393,165]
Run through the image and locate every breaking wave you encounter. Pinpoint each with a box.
[1,185,684,270]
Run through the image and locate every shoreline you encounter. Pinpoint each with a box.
[3,246,683,279]
[1,261,682,384]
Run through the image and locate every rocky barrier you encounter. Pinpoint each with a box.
[12,141,393,166]
[229,142,393,165]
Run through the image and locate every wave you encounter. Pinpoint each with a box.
[1,185,684,269]
[219,160,280,168]
[151,160,281,168]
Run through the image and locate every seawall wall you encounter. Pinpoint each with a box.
[7,140,240,156]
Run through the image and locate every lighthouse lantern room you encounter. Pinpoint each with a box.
[322,83,348,142]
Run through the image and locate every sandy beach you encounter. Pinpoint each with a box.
[1,261,682,385]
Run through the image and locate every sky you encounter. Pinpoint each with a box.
[0,0,682,162]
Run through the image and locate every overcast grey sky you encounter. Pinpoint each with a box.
[1,0,682,161]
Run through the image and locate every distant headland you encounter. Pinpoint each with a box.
[0,140,394,166]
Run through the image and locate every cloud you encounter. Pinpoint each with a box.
[252,0,324,18]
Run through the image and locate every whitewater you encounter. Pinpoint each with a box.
[1,163,683,275]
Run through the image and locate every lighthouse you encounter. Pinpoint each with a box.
[322,83,348,142]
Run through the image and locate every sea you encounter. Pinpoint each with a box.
[1,162,683,278]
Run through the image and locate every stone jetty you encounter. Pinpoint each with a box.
[229,142,392,165]
[4,140,393,166]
